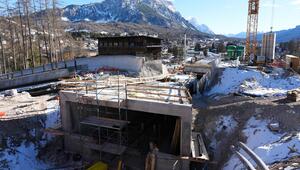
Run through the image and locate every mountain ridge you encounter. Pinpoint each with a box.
[188,17,214,35]
[226,25,300,42]
[61,0,198,31]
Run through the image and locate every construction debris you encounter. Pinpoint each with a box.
[0,91,58,121]
[287,89,300,102]
[268,122,280,132]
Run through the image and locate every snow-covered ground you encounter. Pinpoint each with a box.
[223,117,300,170]
[0,99,60,169]
[207,67,300,97]
[217,60,240,68]
[208,115,238,150]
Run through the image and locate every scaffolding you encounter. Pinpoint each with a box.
[76,72,129,163]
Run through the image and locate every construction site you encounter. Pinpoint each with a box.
[0,0,300,170]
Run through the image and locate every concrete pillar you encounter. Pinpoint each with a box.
[60,91,72,132]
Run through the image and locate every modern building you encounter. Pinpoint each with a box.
[98,36,162,59]
[261,32,276,62]
[226,45,245,60]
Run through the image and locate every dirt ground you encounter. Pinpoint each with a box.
[192,95,300,170]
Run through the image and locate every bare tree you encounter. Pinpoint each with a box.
[22,0,35,67]
[0,36,6,74]
[4,0,17,71]
[32,0,43,65]
[17,0,28,69]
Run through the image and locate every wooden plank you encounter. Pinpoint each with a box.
[86,142,126,155]
[80,116,129,130]
[127,90,189,98]
[171,118,181,153]
[127,95,183,103]
[127,84,186,91]
[191,132,209,161]
[44,128,65,136]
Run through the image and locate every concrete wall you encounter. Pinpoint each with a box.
[74,55,144,73]
[0,69,73,90]
[0,55,146,90]
[198,58,219,93]
[0,55,145,81]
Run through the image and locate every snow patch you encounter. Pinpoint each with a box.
[223,117,300,169]
[210,115,238,149]
[207,67,300,97]
[61,17,69,21]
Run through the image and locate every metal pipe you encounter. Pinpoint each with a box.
[238,142,269,170]
[235,151,256,170]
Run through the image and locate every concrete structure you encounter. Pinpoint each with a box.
[261,32,276,62]
[0,55,158,90]
[184,56,220,93]
[286,55,300,72]
[59,81,194,169]
[0,69,74,91]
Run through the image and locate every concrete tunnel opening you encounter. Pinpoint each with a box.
[65,102,181,165]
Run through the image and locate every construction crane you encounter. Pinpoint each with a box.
[245,0,260,61]
[270,0,275,32]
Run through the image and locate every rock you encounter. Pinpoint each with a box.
[269,123,280,132]
[21,92,31,98]
[4,89,18,96]
[16,109,24,115]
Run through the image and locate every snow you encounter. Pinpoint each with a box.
[2,140,50,170]
[61,17,69,21]
[0,99,60,169]
[209,115,238,150]
[216,115,238,134]
[155,0,176,12]
[172,74,193,82]
[223,117,300,170]
[207,67,300,97]
[217,60,240,68]
[44,101,60,129]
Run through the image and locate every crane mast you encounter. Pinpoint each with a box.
[245,0,260,61]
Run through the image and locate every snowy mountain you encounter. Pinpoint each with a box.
[61,0,197,30]
[226,32,247,39]
[188,17,214,35]
[226,25,300,42]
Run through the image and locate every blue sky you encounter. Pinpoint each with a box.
[62,0,300,34]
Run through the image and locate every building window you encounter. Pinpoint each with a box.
[114,42,119,47]
[129,42,135,47]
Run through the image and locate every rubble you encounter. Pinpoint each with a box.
[269,122,280,132]
[0,91,58,120]
[4,89,18,97]
[287,89,300,102]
